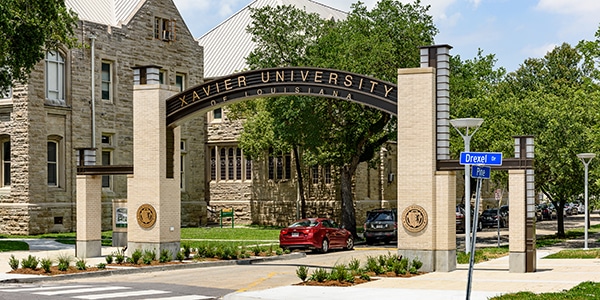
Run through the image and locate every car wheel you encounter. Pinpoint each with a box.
[320,238,329,253]
[345,237,354,250]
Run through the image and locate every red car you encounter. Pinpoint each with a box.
[279,218,354,253]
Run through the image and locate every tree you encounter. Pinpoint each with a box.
[451,43,600,237]
[0,0,78,94]
[236,0,437,238]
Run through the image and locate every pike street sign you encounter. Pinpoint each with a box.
[459,152,503,166]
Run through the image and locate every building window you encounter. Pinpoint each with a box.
[176,73,185,91]
[154,17,176,41]
[45,51,65,104]
[101,61,112,101]
[47,141,58,186]
[180,140,186,191]
[325,165,332,184]
[209,146,251,182]
[101,134,113,189]
[312,166,319,184]
[245,157,252,180]
[1,140,9,187]
[210,148,216,181]
[220,148,226,180]
[159,70,165,85]
[269,150,292,181]
[0,87,11,99]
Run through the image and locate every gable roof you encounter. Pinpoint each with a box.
[65,0,145,27]
[197,0,347,79]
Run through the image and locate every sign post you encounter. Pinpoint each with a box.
[460,152,502,300]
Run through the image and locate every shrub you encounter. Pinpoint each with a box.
[365,256,383,274]
[399,257,409,273]
[182,243,191,259]
[114,251,125,264]
[8,255,19,271]
[348,258,361,274]
[252,244,262,256]
[105,254,114,264]
[176,251,185,262]
[21,255,39,270]
[329,264,349,282]
[392,261,406,275]
[359,273,371,281]
[130,249,143,264]
[56,253,72,271]
[142,249,156,264]
[159,249,172,263]
[40,258,52,273]
[310,268,329,282]
[296,265,309,282]
[97,262,106,269]
[412,258,423,271]
[275,247,283,255]
[221,246,235,260]
[75,258,87,270]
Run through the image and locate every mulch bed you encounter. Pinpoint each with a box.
[294,271,426,287]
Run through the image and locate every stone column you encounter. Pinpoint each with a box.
[509,170,527,272]
[76,174,102,258]
[396,67,442,272]
[127,83,181,259]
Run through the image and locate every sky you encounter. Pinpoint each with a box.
[172,0,600,73]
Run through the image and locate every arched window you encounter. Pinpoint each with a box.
[1,138,10,187]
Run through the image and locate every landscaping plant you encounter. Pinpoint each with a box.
[8,255,19,271]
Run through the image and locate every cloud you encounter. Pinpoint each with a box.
[536,0,600,16]
[521,43,557,59]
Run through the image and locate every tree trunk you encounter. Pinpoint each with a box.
[293,146,306,219]
[554,200,565,238]
[340,166,357,239]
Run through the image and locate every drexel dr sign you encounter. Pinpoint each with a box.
[166,67,398,127]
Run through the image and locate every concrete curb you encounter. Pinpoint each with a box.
[1,252,306,284]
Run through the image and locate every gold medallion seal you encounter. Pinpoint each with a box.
[401,205,428,233]
[137,204,157,228]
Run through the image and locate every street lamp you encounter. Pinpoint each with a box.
[450,118,484,254]
[577,152,596,250]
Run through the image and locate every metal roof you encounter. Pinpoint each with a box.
[65,0,145,27]
[197,0,347,79]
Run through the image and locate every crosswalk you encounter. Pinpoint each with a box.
[0,284,216,300]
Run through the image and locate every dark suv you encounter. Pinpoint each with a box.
[363,209,397,245]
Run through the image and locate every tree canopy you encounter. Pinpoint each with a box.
[232,0,437,236]
[0,0,78,93]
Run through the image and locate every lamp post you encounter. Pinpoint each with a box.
[577,152,596,250]
[450,118,484,253]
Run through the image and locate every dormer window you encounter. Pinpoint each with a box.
[154,17,176,42]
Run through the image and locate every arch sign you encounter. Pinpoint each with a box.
[166,67,398,127]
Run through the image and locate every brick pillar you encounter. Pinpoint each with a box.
[127,83,181,259]
[76,174,102,258]
[397,67,436,272]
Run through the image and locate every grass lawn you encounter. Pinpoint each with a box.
[490,281,600,299]
[0,240,29,252]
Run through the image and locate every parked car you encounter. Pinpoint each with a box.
[363,209,397,245]
[481,208,508,228]
[537,203,556,220]
[577,203,585,214]
[565,203,578,215]
[279,218,354,253]
[456,205,482,233]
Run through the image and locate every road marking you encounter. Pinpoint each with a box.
[0,285,91,292]
[73,289,170,299]
[143,296,215,300]
[236,271,277,292]
[35,286,130,295]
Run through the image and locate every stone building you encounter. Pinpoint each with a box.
[0,0,207,235]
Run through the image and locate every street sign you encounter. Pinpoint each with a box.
[459,152,503,166]
[471,165,491,179]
